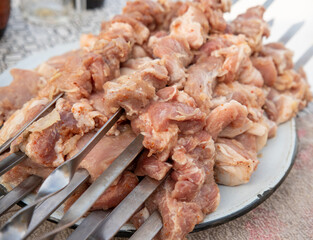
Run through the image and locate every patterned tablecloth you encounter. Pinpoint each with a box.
[0,0,313,239]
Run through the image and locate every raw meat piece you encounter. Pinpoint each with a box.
[70,125,136,182]
[185,56,223,113]
[91,171,138,210]
[103,59,169,118]
[252,56,277,86]
[132,86,206,156]
[215,136,258,186]
[231,6,270,52]
[170,4,209,49]
[0,69,43,126]
[145,131,219,240]
[205,100,250,140]
[260,42,293,74]
[0,98,49,145]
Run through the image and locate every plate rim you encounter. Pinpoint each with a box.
[0,43,299,238]
[192,130,298,232]
[1,123,296,238]
[115,119,298,237]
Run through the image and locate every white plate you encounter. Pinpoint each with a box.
[0,43,297,235]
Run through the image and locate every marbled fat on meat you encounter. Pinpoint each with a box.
[0,1,311,239]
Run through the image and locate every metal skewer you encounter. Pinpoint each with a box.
[278,21,305,45]
[129,211,163,240]
[91,175,166,240]
[37,17,312,240]
[0,152,27,176]
[0,175,42,216]
[263,0,274,9]
[117,23,313,240]
[0,108,124,239]
[24,169,89,238]
[0,93,63,155]
[67,211,110,240]
[0,7,312,240]
[41,134,144,239]
[295,45,313,70]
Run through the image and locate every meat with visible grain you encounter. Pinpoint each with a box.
[103,59,169,118]
[0,98,49,145]
[0,2,311,240]
[91,171,138,210]
[69,125,136,182]
[132,86,206,156]
[185,56,223,113]
[145,131,219,240]
[206,100,250,140]
[214,136,259,186]
[148,34,193,88]
[231,6,270,52]
[251,56,277,86]
[260,42,293,74]
[213,81,265,121]
[196,0,231,33]
[170,4,209,49]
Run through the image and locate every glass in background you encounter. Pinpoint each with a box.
[19,0,73,25]
[19,0,105,25]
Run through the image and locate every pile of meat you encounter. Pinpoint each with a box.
[0,0,311,239]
